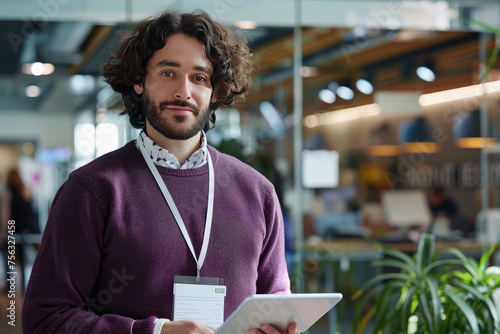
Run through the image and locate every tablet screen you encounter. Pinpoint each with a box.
[215,293,343,334]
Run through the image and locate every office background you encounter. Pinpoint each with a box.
[1,1,500,333]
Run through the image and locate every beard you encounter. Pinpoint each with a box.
[143,90,212,140]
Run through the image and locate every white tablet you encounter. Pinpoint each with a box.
[215,293,343,334]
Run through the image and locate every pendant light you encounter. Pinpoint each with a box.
[453,109,498,148]
[399,117,440,153]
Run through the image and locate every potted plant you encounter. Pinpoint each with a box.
[352,233,500,334]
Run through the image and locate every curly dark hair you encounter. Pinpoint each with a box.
[102,10,254,131]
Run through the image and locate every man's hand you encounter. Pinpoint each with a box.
[249,322,299,334]
[161,320,217,334]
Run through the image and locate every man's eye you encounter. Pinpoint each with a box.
[194,75,206,82]
[161,71,173,77]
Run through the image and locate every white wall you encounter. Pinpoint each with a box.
[0,112,74,150]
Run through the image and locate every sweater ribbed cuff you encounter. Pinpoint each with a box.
[132,316,157,334]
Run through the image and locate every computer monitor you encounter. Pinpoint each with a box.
[302,150,339,188]
[381,190,431,228]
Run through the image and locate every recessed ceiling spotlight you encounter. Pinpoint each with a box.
[318,89,336,104]
[25,85,41,97]
[336,86,354,100]
[327,81,339,93]
[356,79,374,95]
[22,62,55,76]
[416,66,435,82]
[31,62,44,76]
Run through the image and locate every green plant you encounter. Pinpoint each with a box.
[352,233,500,334]
[469,21,500,83]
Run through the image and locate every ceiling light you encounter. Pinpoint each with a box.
[399,117,440,153]
[301,66,319,77]
[327,81,339,93]
[416,66,435,82]
[31,62,44,76]
[356,79,374,95]
[42,63,55,75]
[366,123,400,156]
[336,86,354,100]
[318,89,336,104]
[303,103,381,128]
[234,21,257,29]
[367,145,401,156]
[22,62,55,76]
[419,80,500,106]
[453,109,498,149]
[25,85,41,97]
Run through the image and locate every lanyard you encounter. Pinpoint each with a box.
[138,140,214,281]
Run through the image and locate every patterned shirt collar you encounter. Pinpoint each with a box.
[137,129,208,169]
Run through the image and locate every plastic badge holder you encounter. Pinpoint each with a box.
[215,293,343,334]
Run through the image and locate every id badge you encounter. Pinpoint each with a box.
[173,276,226,328]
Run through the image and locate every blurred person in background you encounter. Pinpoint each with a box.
[427,186,466,236]
[1,169,39,295]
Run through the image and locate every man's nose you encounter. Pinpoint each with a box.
[173,76,191,100]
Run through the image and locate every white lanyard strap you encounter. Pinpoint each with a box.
[138,141,214,281]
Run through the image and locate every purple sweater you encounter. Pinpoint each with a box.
[22,142,290,333]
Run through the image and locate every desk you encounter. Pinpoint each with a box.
[305,238,483,255]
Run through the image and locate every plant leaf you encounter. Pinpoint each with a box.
[375,243,417,272]
[352,282,405,334]
[400,286,418,333]
[358,306,376,334]
[442,287,480,334]
[423,259,463,276]
[446,248,480,282]
[372,258,415,274]
[483,46,500,83]
[416,233,435,274]
[468,20,500,35]
[352,289,374,334]
[419,291,434,334]
[454,280,500,331]
[425,277,443,334]
[353,273,417,300]
[374,284,400,332]
[479,244,498,276]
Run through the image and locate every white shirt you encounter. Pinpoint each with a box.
[137,129,208,169]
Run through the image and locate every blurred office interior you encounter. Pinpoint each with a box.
[1,0,500,332]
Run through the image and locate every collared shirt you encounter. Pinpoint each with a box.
[137,129,208,169]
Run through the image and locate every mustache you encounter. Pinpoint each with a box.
[158,100,200,114]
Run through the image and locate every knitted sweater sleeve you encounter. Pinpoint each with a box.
[256,185,291,295]
[21,177,155,334]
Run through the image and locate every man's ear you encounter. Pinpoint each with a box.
[211,92,217,104]
[134,83,144,95]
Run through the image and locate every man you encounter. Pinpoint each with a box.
[22,10,296,334]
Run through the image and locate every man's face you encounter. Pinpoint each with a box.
[134,33,216,140]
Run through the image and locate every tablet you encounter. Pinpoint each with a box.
[215,293,343,334]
